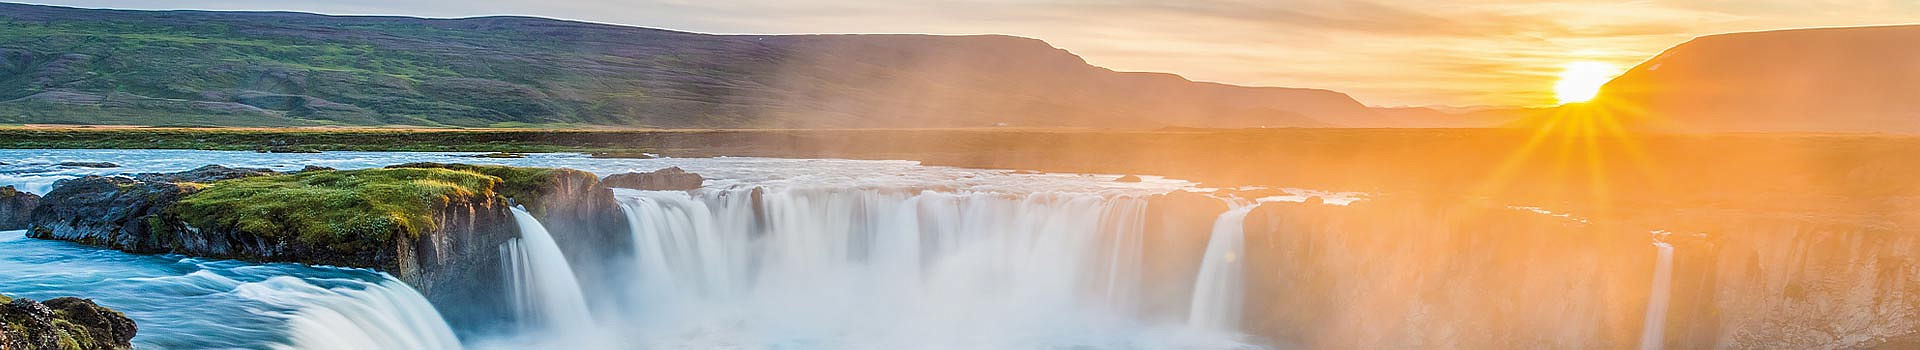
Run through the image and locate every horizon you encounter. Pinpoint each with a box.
[15,0,1920,108]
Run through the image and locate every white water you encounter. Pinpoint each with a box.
[234,277,461,350]
[502,207,597,332]
[598,187,1244,349]
[1188,203,1256,331]
[1640,240,1675,350]
[3,150,1352,349]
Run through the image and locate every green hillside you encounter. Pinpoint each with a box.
[0,3,1378,128]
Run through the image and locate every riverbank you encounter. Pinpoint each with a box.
[5,127,1915,228]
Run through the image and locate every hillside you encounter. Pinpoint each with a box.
[1592,25,1920,133]
[0,3,1382,128]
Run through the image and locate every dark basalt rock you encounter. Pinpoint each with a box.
[296,165,335,173]
[55,162,117,168]
[602,167,704,191]
[381,163,632,328]
[26,165,278,252]
[0,296,137,350]
[0,185,38,230]
[27,175,202,251]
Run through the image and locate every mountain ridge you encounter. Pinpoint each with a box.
[0,2,1387,128]
[1590,24,1920,133]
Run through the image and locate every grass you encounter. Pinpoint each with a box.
[383,162,570,211]
[172,167,506,254]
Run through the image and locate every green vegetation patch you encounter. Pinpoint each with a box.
[173,167,505,253]
[385,162,569,210]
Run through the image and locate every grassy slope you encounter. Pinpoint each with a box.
[0,3,1377,129]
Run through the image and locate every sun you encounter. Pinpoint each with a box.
[1554,61,1618,104]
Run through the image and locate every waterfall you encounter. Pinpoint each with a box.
[1640,240,1675,350]
[606,187,1177,347]
[501,207,597,332]
[232,276,460,350]
[1188,203,1256,331]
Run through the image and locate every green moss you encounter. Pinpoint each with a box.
[0,294,11,303]
[0,185,16,198]
[386,163,565,209]
[173,168,504,253]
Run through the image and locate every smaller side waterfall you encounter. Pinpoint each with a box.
[233,276,461,350]
[1188,203,1257,331]
[1640,239,1675,350]
[501,207,597,331]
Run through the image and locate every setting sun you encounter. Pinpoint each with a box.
[1554,61,1618,104]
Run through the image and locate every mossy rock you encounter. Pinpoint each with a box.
[0,296,136,350]
[384,162,576,211]
[172,167,506,254]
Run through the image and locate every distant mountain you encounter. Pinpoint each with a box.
[1592,25,1920,134]
[0,3,1385,128]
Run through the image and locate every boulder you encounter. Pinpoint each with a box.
[55,162,117,168]
[1115,175,1143,182]
[602,167,704,190]
[0,185,38,230]
[0,296,137,350]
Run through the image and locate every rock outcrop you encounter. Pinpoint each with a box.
[0,185,38,230]
[0,295,137,350]
[387,163,632,303]
[602,167,704,191]
[26,165,274,251]
[23,164,619,332]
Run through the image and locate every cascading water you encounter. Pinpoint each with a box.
[501,207,597,332]
[0,230,460,349]
[1188,203,1256,332]
[1640,236,1676,350]
[602,187,1234,348]
[241,277,463,350]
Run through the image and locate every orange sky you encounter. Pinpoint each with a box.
[26,0,1920,107]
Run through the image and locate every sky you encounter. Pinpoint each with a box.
[21,0,1920,107]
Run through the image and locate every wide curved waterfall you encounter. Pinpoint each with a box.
[502,207,598,332]
[603,187,1236,348]
[1640,240,1675,350]
[1188,204,1255,331]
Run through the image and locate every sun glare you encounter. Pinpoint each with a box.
[1554,61,1618,104]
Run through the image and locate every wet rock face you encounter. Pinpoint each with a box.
[0,296,137,350]
[1137,191,1228,323]
[602,166,704,191]
[518,168,632,305]
[1237,200,1647,349]
[0,185,38,230]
